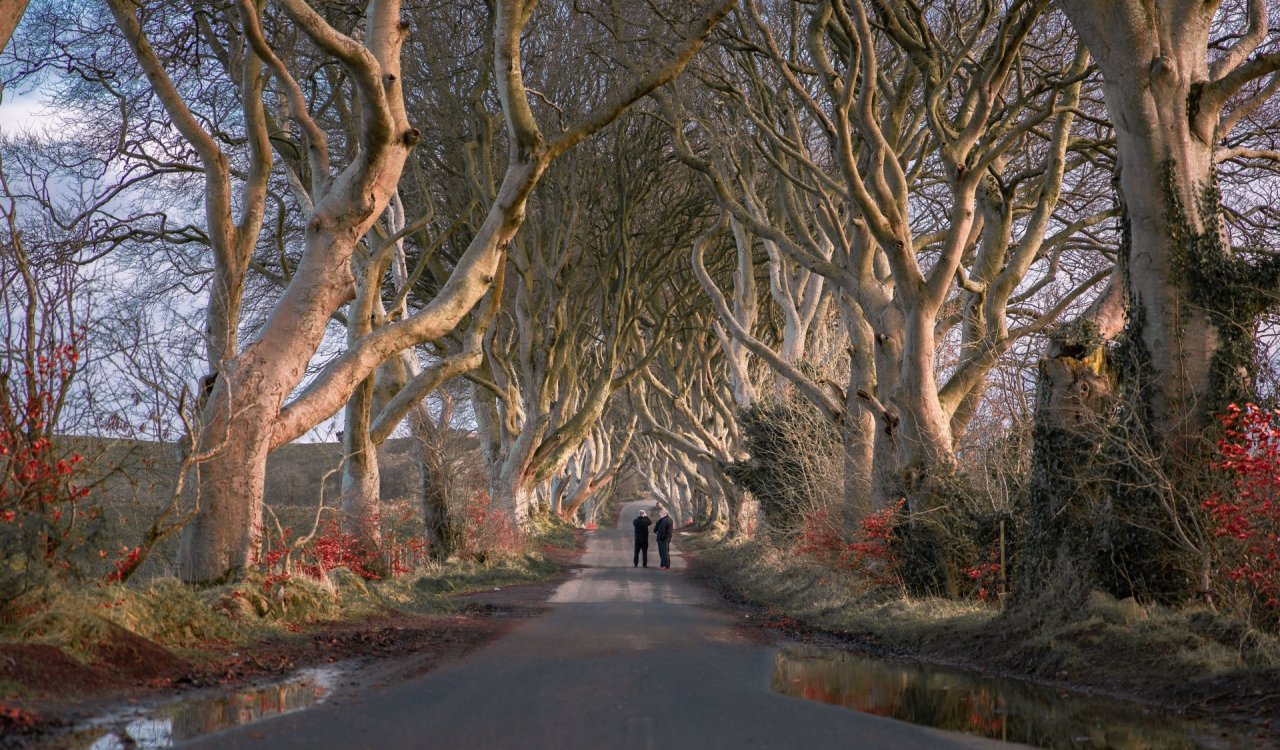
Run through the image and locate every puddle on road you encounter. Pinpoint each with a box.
[772,646,1252,749]
[62,666,337,749]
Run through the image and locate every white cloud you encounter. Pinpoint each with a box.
[0,87,58,135]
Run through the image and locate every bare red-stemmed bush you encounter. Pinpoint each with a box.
[963,550,1003,603]
[102,545,142,584]
[260,512,429,590]
[456,492,524,562]
[0,336,95,602]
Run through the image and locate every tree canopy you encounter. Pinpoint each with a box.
[3,0,1280,625]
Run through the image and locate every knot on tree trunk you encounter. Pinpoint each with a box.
[1040,318,1112,432]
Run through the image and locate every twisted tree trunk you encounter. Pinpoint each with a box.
[1034,0,1280,601]
[1058,0,1280,452]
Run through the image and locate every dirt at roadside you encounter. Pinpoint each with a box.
[0,537,586,748]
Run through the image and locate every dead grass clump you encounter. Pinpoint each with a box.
[1009,593,1280,674]
[330,569,397,620]
[1002,594,1280,693]
[1181,608,1280,667]
[328,567,371,599]
[3,538,567,664]
[699,536,993,646]
[108,578,237,647]
[8,589,121,663]
[5,580,236,661]
[199,571,339,625]
[209,588,260,621]
[1082,590,1150,625]
[529,516,578,550]
[195,567,392,625]
[268,575,339,623]
[699,533,1280,703]
[210,576,274,620]
[849,596,993,646]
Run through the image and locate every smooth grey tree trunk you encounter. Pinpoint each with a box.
[1056,0,1261,452]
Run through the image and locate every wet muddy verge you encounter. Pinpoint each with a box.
[38,666,339,749]
[773,645,1254,749]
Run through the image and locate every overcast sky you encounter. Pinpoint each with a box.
[0,85,54,133]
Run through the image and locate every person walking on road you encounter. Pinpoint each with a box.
[632,510,652,568]
[654,508,674,569]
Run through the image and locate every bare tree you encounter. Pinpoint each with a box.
[631,318,752,533]
[0,149,87,598]
[555,415,637,522]
[660,1,1115,591]
[1055,0,1280,447]
[1011,0,1280,603]
[64,0,733,582]
[471,113,704,526]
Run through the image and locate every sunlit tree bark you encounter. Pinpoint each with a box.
[0,0,27,60]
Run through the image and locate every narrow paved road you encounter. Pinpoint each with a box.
[190,502,1019,749]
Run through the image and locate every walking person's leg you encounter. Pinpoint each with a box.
[658,538,670,568]
[641,541,648,567]
[633,540,640,567]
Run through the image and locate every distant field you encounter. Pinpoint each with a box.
[73,436,419,507]
[64,437,422,579]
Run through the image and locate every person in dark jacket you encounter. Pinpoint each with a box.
[632,510,652,567]
[653,508,674,569]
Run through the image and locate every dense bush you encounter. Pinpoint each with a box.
[726,393,842,536]
[795,500,905,589]
[262,504,430,587]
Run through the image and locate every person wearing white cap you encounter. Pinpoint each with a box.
[632,509,652,567]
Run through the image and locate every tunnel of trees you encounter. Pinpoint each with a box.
[2,0,1280,632]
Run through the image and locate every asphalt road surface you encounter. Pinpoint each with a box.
[187,502,1020,749]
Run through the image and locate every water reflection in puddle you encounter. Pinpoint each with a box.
[72,666,337,749]
[773,646,1249,749]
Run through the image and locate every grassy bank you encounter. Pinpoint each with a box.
[0,520,578,691]
[694,538,1280,717]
